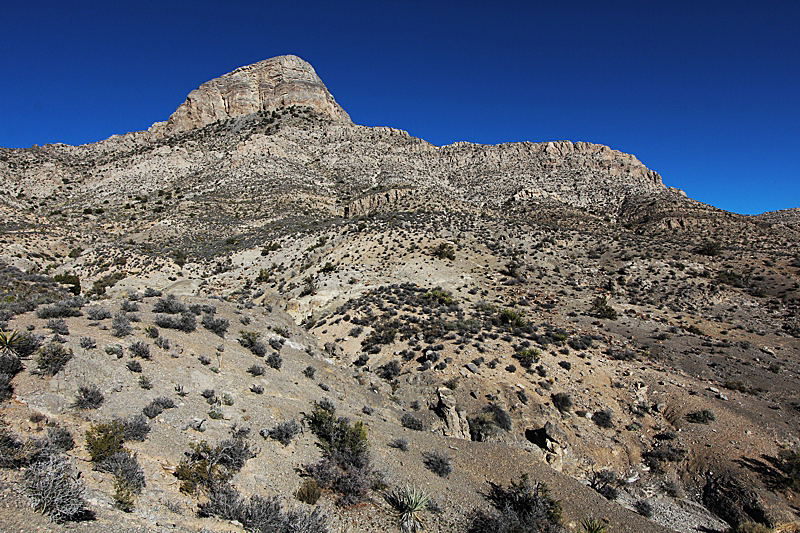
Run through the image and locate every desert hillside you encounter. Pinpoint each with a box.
[1,55,799,533]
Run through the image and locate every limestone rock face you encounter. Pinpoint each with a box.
[436,387,471,440]
[165,55,351,133]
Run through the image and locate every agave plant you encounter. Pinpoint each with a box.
[581,516,610,533]
[384,484,429,533]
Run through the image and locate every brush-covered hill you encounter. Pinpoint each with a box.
[0,55,799,533]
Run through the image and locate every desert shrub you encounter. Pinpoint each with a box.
[432,242,455,260]
[467,474,562,533]
[143,288,162,298]
[199,483,328,533]
[126,360,142,373]
[590,296,618,320]
[46,318,69,335]
[497,308,526,329]
[120,300,139,312]
[85,420,125,462]
[89,271,126,297]
[422,451,452,477]
[71,384,104,409]
[514,347,540,369]
[377,360,401,381]
[0,352,24,377]
[303,365,316,379]
[201,388,216,399]
[297,478,322,504]
[0,373,13,401]
[202,314,229,337]
[696,240,722,256]
[643,445,687,470]
[152,396,176,409]
[778,449,800,491]
[23,455,87,522]
[266,352,283,370]
[468,413,498,442]
[388,437,409,451]
[154,336,170,349]
[265,419,301,446]
[152,294,187,314]
[686,409,716,424]
[485,403,512,431]
[35,342,73,375]
[154,312,196,332]
[47,427,74,451]
[592,409,614,429]
[735,523,773,533]
[128,341,150,360]
[145,325,159,339]
[36,298,83,319]
[589,469,619,500]
[111,312,132,337]
[174,435,256,494]
[118,414,151,442]
[86,307,111,321]
[303,399,376,505]
[5,331,41,358]
[401,413,426,431]
[248,364,266,376]
[551,392,573,413]
[78,336,96,350]
[384,484,429,533]
[634,499,653,518]
[142,402,164,419]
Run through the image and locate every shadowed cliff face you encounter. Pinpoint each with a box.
[163,55,351,134]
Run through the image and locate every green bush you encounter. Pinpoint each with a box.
[175,435,255,494]
[590,297,618,320]
[85,420,126,462]
[497,308,526,328]
[431,242,455,260]
[297,478,322,504]
[303,399,376,506]
[53,273,81,295]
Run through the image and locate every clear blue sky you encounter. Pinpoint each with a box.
[2,0,798,214]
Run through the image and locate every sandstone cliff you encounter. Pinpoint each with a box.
[160,55,351,134]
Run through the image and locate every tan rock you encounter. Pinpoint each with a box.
[165,55,351,134]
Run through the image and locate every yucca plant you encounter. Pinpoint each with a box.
[385,484,429,532]
[0,331,22,356]
[581,516,610,533]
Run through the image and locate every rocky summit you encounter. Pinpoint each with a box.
[0,56,798,533]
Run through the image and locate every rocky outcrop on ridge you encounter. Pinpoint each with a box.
[158,54,351,134]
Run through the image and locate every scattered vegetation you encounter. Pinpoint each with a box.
[467,474,563,533]
[23,455,88,522]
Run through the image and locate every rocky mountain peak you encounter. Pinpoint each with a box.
[162,54,351,134]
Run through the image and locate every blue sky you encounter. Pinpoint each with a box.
[2,0,798,214]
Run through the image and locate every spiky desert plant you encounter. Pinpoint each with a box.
[581,517,609,533]
[385,484,429,533]
[0,330,22,356]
